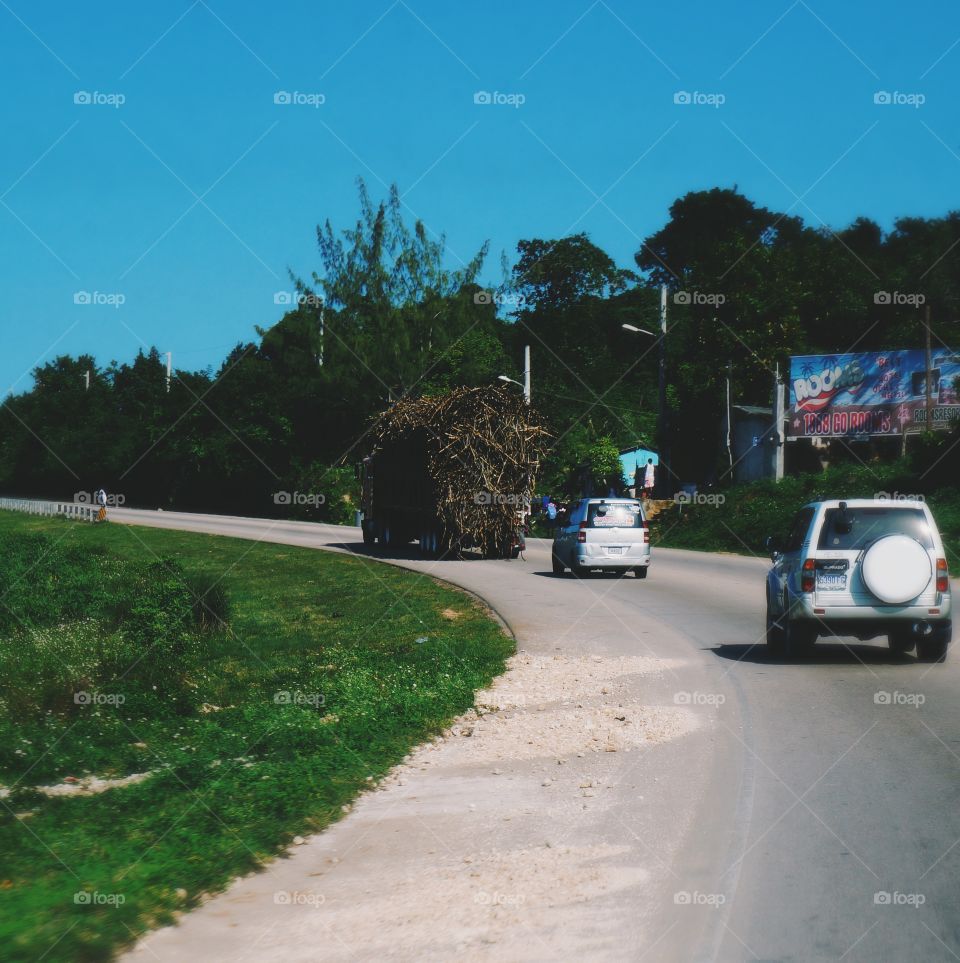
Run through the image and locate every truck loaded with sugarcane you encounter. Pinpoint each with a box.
[360,386,547,559]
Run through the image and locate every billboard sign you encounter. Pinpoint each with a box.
[788,350,960,438]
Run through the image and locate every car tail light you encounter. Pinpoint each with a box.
[801,558,815,593]
[643,519,650,544]
[937,558,949,593]
[578,521,587,544]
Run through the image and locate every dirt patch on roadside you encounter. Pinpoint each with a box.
[299,843,648,961]
[430,651,699,764]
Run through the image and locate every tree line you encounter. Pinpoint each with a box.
[3,180,960,516]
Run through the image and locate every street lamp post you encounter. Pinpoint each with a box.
[497,345,531,404]
[656,285,668,498]
[622,283,669,497]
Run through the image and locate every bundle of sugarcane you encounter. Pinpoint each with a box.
[373,385,549,555]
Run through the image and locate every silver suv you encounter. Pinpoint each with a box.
[552,497,650,579]
[766,499,952,661]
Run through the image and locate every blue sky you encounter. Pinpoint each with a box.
[2,0,959,397]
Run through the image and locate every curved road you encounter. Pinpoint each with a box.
[112,508,960,962]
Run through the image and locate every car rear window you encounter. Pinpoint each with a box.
[585,502,643,528]
[817,507,933,550]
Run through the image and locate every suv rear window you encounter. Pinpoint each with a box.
[585,502,643,528]
[817,507,933,550]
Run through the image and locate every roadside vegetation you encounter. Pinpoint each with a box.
[652,458,960,563]
[10,183,960,516]
[0,512,511,962]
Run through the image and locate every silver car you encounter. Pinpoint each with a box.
[766,498,952,660]
[552,497,651,579]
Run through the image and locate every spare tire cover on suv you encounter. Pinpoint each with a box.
[860,534,931,604]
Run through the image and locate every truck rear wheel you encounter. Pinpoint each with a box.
[420,528,438,558]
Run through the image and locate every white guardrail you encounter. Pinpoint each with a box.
[0,498,102,522]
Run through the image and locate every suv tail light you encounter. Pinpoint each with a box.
[937,558,949,593]
[578,520,587,544]
[643,518,649,544]
[801,558,815,593]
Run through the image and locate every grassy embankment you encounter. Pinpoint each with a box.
[0,512,512,962]
[652,461,960,562]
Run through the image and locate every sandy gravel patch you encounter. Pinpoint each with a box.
[262,844,649,962]
[414,651,701,766]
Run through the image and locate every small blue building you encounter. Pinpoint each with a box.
[619,446,659,494]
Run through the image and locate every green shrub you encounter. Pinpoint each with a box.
[0,541,229,716]
[0,620,106,716]
[653,461,960,560]
[186,572,231,632]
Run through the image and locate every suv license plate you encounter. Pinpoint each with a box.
[817,573,847,591]
[606,546,624,555]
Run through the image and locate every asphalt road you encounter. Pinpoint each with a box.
[112,508,960,962]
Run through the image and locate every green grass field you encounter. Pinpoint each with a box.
[0,512,512,962]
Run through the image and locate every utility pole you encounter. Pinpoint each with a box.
[319,303,324,367]
[774,363,785,481]
[925,302,933,431]
[523,344,531,405]
[165,352,172,393]
[656,284,669,496]
[84,369,90,391]
[725,361,734,479]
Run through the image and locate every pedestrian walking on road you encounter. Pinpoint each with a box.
[642,459,655,498]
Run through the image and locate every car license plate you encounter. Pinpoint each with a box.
[606,546,624,555]
[816,573,846,591]
[816,559,848,591]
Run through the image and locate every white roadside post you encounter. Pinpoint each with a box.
[497,345,531,405]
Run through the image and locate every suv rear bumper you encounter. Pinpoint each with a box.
[791,595,951,639]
